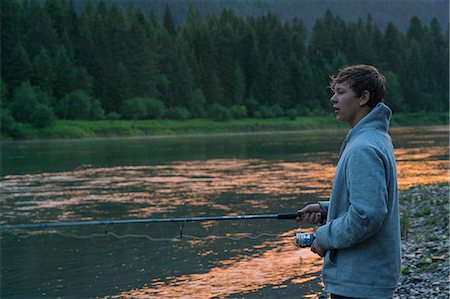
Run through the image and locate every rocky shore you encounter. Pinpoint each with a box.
[394,184,449,299]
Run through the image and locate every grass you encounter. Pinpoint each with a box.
[2,112,448,140]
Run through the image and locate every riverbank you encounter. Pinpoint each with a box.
[2,112,448,140]
[394,183,449,299]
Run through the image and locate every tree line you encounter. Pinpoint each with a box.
[1,0,448,135]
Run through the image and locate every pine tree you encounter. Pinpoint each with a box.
[105,2,127,63]
[1,0,22,86]
[407,16,425,43]
[232,63,246,105]
[8,44,33,89]
[32,48,54,96]
[126,18,159,99]
[53,46,76,100]
[381,22,403,72]
[113,62,132,112]
[163,5,176,37]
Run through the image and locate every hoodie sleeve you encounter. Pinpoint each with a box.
[316,146,389,250]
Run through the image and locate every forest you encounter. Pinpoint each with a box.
[1,0,448,136]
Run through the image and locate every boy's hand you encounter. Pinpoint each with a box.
[296,203,324,224]
[311,239,326,257]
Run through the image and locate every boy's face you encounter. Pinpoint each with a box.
[330,82,367,128]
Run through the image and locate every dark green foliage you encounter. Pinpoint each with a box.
[144,98,166,119]
[1,107,16,136]
[32,48,54,95]
[165,106,191,120]
[7,44,33,89]
[230,105,248,119]
[57,90,93,120]
[31,104,54,128]
[189,88,207,118]
[120,97,148,120]
[243,98,260,117]
[258,106,275,119]
[89,100,106,120]
[208,104,231,121]
[10,82,52,123]
[287,108,298,120]
[120,97,166,119]
[0,0,447,137]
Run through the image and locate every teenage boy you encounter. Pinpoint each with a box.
[298,65,401,299]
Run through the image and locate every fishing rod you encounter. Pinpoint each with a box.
[0,212,309,230]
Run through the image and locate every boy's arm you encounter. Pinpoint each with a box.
[316,147,389,250]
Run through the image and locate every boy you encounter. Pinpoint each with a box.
[298,65,401,298]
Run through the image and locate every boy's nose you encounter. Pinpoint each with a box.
[330,94,337,104]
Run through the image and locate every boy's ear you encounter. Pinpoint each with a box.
[359,90,370,106]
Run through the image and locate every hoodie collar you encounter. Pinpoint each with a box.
[346,102,392,141]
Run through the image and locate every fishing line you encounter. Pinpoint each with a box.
[4,229,281,242]
[1,212,315,243]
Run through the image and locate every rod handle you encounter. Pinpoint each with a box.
[277,212,328,223]
[277,213,300,220]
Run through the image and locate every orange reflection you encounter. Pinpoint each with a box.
[108,229,322,299]
[394,147,449,190]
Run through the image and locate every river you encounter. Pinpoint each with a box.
[0,126,448,298]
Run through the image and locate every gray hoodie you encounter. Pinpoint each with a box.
[316,103,401,298]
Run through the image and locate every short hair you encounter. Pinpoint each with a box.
[329,64,387,107]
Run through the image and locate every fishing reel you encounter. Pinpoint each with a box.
[294,232,315,247]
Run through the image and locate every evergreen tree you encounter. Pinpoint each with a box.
[32,47,54,95]
[8,44,33,89]
[1,0,21,85]
[384,71,406,112]
[407,16,425,43]
[400,40,426,111]
[167,40,194,107]
[53,46,76,100]
[232,63,246,105]
[20,0,51,58]
[163,5,176,37]
[104,2,127,63]
[114,62,133,111]
[126,17,159,99]
[381,22,403,72]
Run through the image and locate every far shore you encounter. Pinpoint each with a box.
[1,112,448,141]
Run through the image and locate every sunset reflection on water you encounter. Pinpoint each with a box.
[109,229,322,299]
[0,127,448,298]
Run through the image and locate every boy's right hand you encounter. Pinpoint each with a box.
[296,203,324,224]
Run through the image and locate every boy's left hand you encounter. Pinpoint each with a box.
[311,239,326,257]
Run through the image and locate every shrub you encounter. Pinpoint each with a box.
[120,97,147,119]
[165,106,191,120]
[31,104,54,128]
[1,108,15,136]
[230,105,247,119]
[208,103,231,121]
[59,90,93,120]
[105,112,121,120]
[89,100,105,120]
[189,89,207,118]
[258,106,275,118]
[144,98,165,119]
[271,104,284,117]
[9,82,54,127]
[10,82,39,123]
[296,105,312,116]
[287,108,298,120]
[243,98,259,117]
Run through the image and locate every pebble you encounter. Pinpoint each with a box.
[393,185,449,299]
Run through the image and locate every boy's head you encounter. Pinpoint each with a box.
[329,64,387,108]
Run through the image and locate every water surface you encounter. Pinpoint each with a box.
[1,127,448,298]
